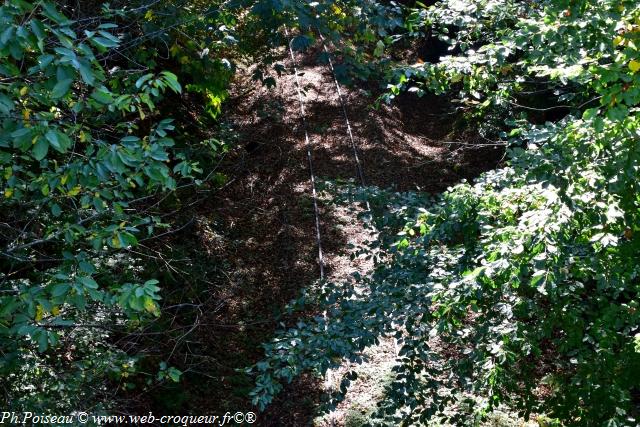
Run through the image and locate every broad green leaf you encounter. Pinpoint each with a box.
[78,276,99,290]
[135,73,153,89]
[78,61,95,85]
[32,138,49,160]
[51,78,73,99]
[0,94,13,114]
[45,130,71,153]
[91,87,113,104]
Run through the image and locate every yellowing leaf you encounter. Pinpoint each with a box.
[4,188,13,198]
[19,86,28,96]
[67,185,81,196]
[35,305,44,322]
[629,60,640,73]
[51,306,60,316]
[22,109,30,121]
[143,297,160,317]
[144,10,154,20]
[613,36,624,46]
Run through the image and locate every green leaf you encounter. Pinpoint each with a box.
[91,87,113,104]
[45,130,71,153]
[582,108,598,120]
[291,35,314,52]
[51,284,70,297]
[32,138,49,160]
[51,203,62,217]
[79,261,96,274]
[37,330,49,352]
[143,296,160,316]
[30,19,46,40]
[37,54,55,70]
[41,1,70,24]
[0,94,14,114]
[78,61,96,85]
[0,27,15,45]
[51,78,73,99]
[167,367,182,382]
[160,71,182,93]
[78,276,99,290]
[91,37,119,50]
[374,40,385,57]
[135,73,154,89]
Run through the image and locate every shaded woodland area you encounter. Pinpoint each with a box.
[1,0,639,426]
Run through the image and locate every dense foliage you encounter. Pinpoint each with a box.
[252,0,640,425]
[2,0,638,422]
[0,0,367,413]
[0,0,254,410]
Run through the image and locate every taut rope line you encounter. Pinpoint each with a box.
[284,27,325,280]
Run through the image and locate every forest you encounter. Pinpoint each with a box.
[0,0,639,425]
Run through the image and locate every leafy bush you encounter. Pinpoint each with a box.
[251,0,640,425]
[0,0,235,409]
[0,0,369,412]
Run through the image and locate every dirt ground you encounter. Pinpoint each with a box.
[132,44,503,425]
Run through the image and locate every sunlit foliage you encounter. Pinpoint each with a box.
[252,0,640,425]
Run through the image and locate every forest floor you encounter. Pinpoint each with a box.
[139,45,506,425]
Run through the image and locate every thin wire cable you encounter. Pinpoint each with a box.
[318,32,402,357]
[285,27,325,280]
[285,27,335,389]
[317,32,371,213]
